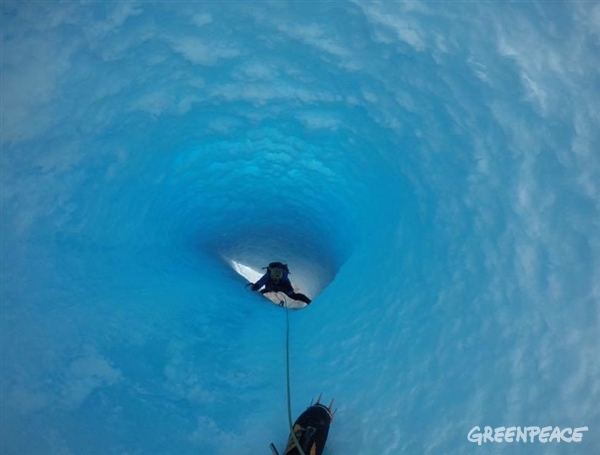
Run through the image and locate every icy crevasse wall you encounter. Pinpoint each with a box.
[1,2,599,455]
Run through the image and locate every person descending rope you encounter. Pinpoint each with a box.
[250,262,311,305]
[270,396,335,455]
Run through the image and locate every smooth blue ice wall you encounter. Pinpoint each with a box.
[1,2,599,454]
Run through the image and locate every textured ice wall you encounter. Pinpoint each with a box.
[2,2,599,454]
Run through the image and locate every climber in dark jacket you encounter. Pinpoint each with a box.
[251,262,311,304]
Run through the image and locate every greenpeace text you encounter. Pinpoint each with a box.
[467,426,588,445]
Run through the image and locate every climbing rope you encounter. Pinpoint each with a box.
[278,293,306,455]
